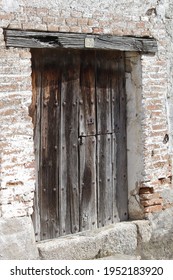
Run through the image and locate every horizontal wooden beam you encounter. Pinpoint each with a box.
[4,29,157,53]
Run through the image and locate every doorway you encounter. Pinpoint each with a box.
[31,48,127,241]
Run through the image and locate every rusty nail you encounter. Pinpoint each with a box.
[54,146,57,150]
[55,102,58,106]
[53,188,56,191]
[43,147,46,150]
[73,102,76,106]
[43,188,46,192]
[63,101,66,106]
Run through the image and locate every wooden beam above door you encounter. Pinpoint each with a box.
[4,29,157,53]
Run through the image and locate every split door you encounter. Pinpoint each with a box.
[31,48,127,241]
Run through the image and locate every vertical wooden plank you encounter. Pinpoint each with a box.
[107,53,120,223]
[97,134,113,227]
[39,60,49,240]
[59,50,80,236]
[96,50,115,228]
[36,50,61,240]
[31,50,41,241]
[79,136,97,231]
[46,57,61,239]
[96,51,112,135]
[112,132,119,223]
[79,50,96,136]
[113,53,128,221]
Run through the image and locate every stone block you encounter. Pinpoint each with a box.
[0,216,39,259]
[37,222,138,260]
[135,209,173,259]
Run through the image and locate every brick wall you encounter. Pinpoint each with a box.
[0,0,173,219]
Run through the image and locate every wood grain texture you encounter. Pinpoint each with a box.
[59,50,80,236]
[32,48,127,240]
[4,29,157,53]
[79,50,96,136]
[79,136,97,231]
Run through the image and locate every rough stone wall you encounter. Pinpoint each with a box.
[0,0,173,223]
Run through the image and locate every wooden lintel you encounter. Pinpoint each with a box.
[4,29,157,53]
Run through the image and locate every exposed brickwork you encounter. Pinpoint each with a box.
[0,0,173,220]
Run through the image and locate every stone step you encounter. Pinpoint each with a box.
[37,223,138,260]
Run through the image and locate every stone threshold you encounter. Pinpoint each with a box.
[37,222,139,260]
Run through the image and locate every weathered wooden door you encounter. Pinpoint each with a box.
[31,48,127,241]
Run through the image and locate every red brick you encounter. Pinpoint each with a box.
[65,18,78,26]
[144,205,162,213]
[70,26,81,33]
[77,18,88,26]
[136,22,146,28]
[139,187,154,195]
[140,192,161,200]
[141,198,163,207]
[92,27,103,34]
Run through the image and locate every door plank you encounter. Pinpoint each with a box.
[79,136,97,231]
[40,65,49,240]
[40,54,61,239]
[97,134,113,227]
[31,54,41,241]
[96,51,112,135]
[79,51,96,136]
[112,133,119,223]
[46,63,61,239]
[59,50,80,236]
[113,54,128,221]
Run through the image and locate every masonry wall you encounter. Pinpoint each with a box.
[0,0,173,258]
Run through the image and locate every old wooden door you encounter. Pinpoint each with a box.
[31,48,127,241]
